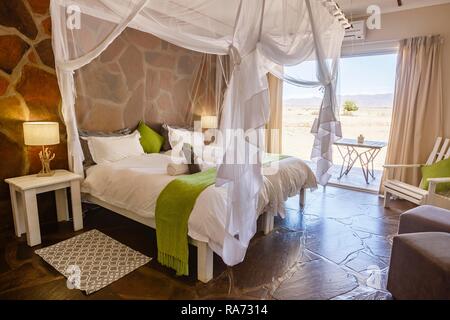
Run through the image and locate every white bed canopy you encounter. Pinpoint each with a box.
[50,0,345,266]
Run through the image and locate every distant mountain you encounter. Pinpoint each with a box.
[284,93,394,108]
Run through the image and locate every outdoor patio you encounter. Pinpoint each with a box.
[306,161,383,193]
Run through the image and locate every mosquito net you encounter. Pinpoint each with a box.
[50,0,346,266]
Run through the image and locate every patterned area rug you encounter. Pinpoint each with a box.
[35,229,151,294]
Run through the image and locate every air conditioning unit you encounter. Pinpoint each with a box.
[344,20,366,42]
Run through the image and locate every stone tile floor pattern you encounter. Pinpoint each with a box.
[0,186,415,299]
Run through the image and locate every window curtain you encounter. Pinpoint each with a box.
[265,73,283,154]
[381,35,444,191]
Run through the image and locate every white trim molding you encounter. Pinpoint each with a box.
[341,40,399,57]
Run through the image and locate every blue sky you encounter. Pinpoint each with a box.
[283,53,398,99]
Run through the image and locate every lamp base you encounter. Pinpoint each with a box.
[37,170,55,177]
[36,146,56,177]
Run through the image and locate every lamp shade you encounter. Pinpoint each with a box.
[23,122,60,146]
[201,116,218,129]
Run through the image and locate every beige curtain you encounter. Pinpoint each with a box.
[265,73,283,154]
[189,54,230,125]
[188,54,216,124]
[381,35,444,191]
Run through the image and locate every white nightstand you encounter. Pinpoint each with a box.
[5,169,84,246]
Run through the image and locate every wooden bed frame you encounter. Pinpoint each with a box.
[83,189,305,283]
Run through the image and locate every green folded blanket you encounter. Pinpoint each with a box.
[155,168,216,276]
[155,153,290,276]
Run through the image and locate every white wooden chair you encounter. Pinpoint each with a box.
[427,177,450,210]
[383,137,450,208]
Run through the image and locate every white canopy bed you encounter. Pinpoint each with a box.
[81,151,317,281]
[50,0,346,282]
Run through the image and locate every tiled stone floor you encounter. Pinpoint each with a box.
[0,186,415,299]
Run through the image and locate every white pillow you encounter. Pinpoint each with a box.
[85,131,144,164]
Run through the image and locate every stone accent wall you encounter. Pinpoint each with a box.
[0,1,218,232]
[0,0,68,231]
[75,28,207,132]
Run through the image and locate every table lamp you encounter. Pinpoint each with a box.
[23,122,60,177]
[201,115,218,130]
[201,116,218,145]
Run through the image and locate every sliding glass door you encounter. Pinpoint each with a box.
[282,53,397,192]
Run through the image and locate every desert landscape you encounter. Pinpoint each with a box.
[282,105,393,171]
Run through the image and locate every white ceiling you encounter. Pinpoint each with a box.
[336,0,450,17]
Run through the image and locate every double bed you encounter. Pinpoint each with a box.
[81,150,317,282]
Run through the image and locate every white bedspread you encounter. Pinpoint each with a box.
[260,156,317,217]
[81,153,316,260]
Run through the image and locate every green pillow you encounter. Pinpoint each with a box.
[137,121,165,153]
[420,157,450,192]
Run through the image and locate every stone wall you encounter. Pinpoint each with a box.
[0,1,218,232]
[0,0,68,231]
[74,28,210,132]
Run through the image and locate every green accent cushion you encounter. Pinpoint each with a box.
[420,157,450,193]
[137,121,164,153]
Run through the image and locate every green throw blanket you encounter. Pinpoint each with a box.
[155,168,216,276]
[155,154,290,276]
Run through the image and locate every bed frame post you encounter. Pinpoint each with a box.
[299,188,305,209]
[197,241,213,283]
[262,212,274,235]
